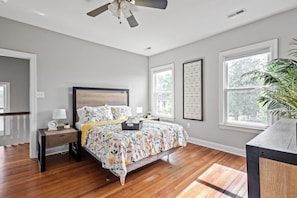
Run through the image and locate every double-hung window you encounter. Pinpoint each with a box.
[150,63,174,120]
[219,39,278,132]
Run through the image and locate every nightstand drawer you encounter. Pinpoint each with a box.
[46,132,77,148]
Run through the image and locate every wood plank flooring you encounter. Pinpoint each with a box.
[0,143,247,198]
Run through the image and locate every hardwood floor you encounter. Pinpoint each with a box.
[0,143,247,198]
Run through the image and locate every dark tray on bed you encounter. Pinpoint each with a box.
[121,121,143,130]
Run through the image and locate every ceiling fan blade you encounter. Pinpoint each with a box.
[127,11,138,28]
[134,0,167,9]
[87,3,109,17]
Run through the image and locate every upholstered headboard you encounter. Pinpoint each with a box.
[72,87,129,126]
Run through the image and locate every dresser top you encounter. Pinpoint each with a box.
[247,118,297,154]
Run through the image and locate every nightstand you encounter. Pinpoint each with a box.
[37,127,81,172]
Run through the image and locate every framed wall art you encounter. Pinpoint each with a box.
[183,59,203,121]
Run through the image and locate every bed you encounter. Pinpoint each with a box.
[72,87,189,185]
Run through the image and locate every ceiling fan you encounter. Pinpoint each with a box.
[86,0,168,28]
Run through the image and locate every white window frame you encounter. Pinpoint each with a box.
[150,63,175,121]
[219,39,278,133]
[0,82,10,134]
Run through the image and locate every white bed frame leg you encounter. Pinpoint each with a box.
[120,176,126,185]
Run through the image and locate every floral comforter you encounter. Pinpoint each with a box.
[82,120,188,185]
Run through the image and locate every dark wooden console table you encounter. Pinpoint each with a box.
[246,119,297,198]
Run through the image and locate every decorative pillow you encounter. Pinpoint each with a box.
[77,106,93,124]
[77,105,113,124]
[91,105,113,122]
[111,106,132,120]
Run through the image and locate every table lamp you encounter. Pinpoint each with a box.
[52,109,67,127]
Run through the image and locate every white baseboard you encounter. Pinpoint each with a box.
[188,137,246,157]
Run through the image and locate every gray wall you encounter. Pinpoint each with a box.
[1,7,296,152]
[149,8,297,150]
[0,56,29,112]
[0,17,149,129]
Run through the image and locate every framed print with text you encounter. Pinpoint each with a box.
[183,59,203,121]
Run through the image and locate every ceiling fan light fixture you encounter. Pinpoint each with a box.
[87,0,168,27]
[108,1,120,18]
[108,0,132,19]
[121,1,132,18]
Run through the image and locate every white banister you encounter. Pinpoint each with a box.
[0,112,30,146]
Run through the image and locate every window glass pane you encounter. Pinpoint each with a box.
[155,70,172,91]
[227,53,270,88]
[227,90,267,126]
[0,87,3,108]
[155,92,173,116]
[0,86,3,131]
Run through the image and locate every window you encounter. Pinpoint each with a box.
[151,63,174,120]
[0,82,10,133]
[219,39,278,132]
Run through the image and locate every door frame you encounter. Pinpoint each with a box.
[0,48,37,158]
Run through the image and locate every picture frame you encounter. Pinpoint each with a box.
[183,59,203,121]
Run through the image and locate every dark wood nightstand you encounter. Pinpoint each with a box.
[37,127,81,172]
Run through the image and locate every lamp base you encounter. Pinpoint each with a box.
[47,127,57,131]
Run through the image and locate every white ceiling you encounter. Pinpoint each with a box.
[1,0,297,56]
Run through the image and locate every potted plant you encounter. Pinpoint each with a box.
[242,39,297,118]
[146,112,152,118]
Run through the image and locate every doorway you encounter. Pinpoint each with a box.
[0,48,37,158]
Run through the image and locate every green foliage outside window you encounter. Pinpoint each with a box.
[155,70,173,115]
[227,53,269,125]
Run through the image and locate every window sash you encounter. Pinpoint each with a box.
[225,52,270,89]
[225,89,267,127]
[151,63,174,119]
[224,54,269,127]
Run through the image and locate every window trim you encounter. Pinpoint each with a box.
[150,63,175,121]
[219,39,278,133]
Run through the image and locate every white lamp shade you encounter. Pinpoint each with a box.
[52,109,67,120]
[136,107,143,114]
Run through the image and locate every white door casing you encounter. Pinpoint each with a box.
[0,48,37,158]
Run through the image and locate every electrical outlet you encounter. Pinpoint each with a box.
[187,123,190,128]
[36,91,45,98]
